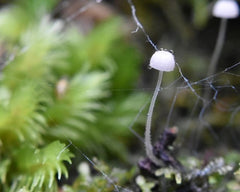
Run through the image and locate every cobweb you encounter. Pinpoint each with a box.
[55,0,240,191]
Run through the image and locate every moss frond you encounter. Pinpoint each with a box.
[45,72,110,140]
[2,17,64,90]
[0,83,46,146]
[10,141,73,192]
[0,0,58,41]
[0,159,10,185]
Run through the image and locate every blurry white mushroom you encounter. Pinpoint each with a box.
[212,0,239,19]
[208,0,239,77]
[200,0,239,132]
[149,50,175,72]
[145,50,175,165]
[56,78,68,99]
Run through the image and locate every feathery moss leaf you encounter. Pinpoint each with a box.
[45,72,110,140]
[10,141,73,192]
[0,0,58,41]
[0,83,45,146]
[0,159,10,185]
[2,17,63,90]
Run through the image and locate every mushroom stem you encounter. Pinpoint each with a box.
[145,71,163,165]
[207,18,227,77]
[204,18,227,103]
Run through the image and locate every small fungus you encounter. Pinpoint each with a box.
[145,50,175,166]
[207,0,239,77]
[56,78,68,99]
[212,0,239,19]
[204,0,239,102]
[149,50,175,72]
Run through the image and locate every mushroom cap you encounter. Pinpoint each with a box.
[212,0,239,19]
[149,50,175,72]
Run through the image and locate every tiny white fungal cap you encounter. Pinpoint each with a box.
[212,0,239,19]
[149,50,175,72]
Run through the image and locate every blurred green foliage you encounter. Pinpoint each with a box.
[0,0,147,191]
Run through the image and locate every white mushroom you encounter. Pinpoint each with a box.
[202,0,239,128]
[203,0,239,106]
[145,50,175,165]
[208,0,239,77]
[149,50,175,72]
[212,0,239,19]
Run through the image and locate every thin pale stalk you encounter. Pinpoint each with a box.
[196,19,228,150]
[145,71,163,165]
[207,18,227,77]
[204,19,227,104]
